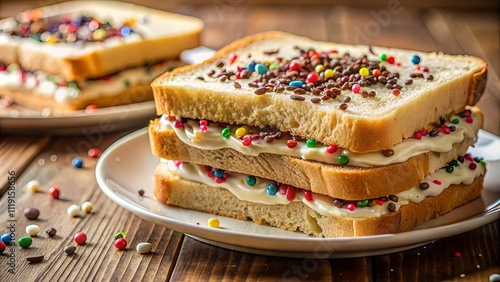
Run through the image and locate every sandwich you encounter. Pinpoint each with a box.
[148,31,487,237]
[0,1,203,113]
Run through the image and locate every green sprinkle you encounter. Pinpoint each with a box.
[380,53,387,61]
[114,231,125,240]
[246,176,257,186]
[31,34,42,42]
[267,183,278,195]
[452,118,460,124]
[7,63,19,72]
[337,155,349,165]
[68,82,78,88]
[221,128,231,138]
[269,63,278,70]
[124,79,131,87]
[18,236,33,249]
[368,200,376,207]
[305,139,316,148]
[480,160,487,167]
[446,166,454,173]
[357,200,369,207]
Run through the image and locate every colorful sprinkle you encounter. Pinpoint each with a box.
[326,145,338,154]
[67,204,80,217]
[306,72,319,83]
[387,56,395,64]
[324,69,334,79]
[0,241,5,254]
[433,180,442,185]
[380,53,387,61]
[392,88,401,96]
[469,163,477,170]
[235,127,247,137]
[88,148,101,158]
[26,180,40,192]
[1,234,12,244]
[221,128,231,138]
[48,186,60,199]
[18,236,33,249]
[81,201,93,213]
[26,224,40,237]
[285,186,296,201]
[115,238,127,250]
[74,232,87,245]
[242,138,252,146]
[267,183,278,195]
[305,139,316,148]
[357,200,369,207]
[71,157,83,168]
[289,61,302,71]
[337,155,349,165]
[246,176,257,186]
[303,190,313,202]
[289,80,304,87]
[372,69,381,77]
[346,203,355,211]
[352,84,361,93]
[286,140,297,148]
[359,67,370,77]
[411,55,421,65]
[246,61,256,72]
[255,63,268,75]
[207,218,220,228]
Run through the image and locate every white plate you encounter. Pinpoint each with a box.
[0,47,216,135]
[96,129,500,258]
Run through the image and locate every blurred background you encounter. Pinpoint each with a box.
[1,0,498,133]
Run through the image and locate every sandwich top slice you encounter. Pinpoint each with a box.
[152,31,487,153]
[0,1,203,81]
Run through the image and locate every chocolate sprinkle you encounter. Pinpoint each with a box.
[388,195,399,202]
[293,88,306,95]
[290,94,305,101]
[234,81,241,89]
[381,149,394,157]
[254,87,267,95]
[339,103,348,110]
[310,97,321,103]
[419,182,430,190]
[387,203,396,212]
[333,199,344,208]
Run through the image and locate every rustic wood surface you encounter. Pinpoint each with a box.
[0,1,499,281]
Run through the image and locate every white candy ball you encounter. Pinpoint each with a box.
[81,201,93,213]
[136,242,152,254]
[67,204,80,217]
[26,180,40,192]
[26,224,40,236]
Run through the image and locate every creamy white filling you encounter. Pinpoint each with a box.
[158,112,481,167]
[166,158,485,220]
[0,61,174,104]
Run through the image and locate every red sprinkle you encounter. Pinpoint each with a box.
[115,238,127,250]
[242,138,252,146]
[414,132,423,140]
[347,203,355,211]
[420,128,428,136]
[442,127,451,134]
[289,61,302,71]
[88,148,101,158]
[469,163,477,170]
[464,111,471,117]
[74,232,87,245]
[374,199,385,206]
[465,117,473,123]
[387,56,395,64]
[392,88,400,96]
[286,186,296,201]
[464,154,473,161]
[215,177,224,184]
[174,161,182,167]
[199,120,208,126]
[48,186,60,199]
[173,121,183,128]
[286,140,298,148]
[454,251,461,257]
[303,190,313,202]
[200,125,207,132]
[433,180,442,185]
[207,171,215,178]
[396,62,401,66]
[228,53,237,65]
[306,72,319,84]
[279,184,288,195]
[326,145,338,154]
[85,104,99,114]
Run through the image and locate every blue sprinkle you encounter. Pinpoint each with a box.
[255,63,268,75]
[214,169,225,178]
[246,176,257,186]
[289,80,304,87]
[411,55,421,65]
[121,26,131,37]
[72,157,84,168]
[1,233,12,244]
[267,183,278,195]
[246,61,256,72]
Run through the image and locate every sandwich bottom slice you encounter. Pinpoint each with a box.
[154,156,486,237]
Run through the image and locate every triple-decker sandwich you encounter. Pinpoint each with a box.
[149,31,487,237]
[0,1,203,112]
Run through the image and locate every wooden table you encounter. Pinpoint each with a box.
[1,2,499,281]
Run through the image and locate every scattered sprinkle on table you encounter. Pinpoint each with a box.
[136,242,152,254]
[115,238,127,250]
[138,189,145,196]
[1,233,12,244]
[0,241,6,254]
[48,186,60,199]
[26,255,44,263]
[64,245,76,255]
[71,157,84,168]
[88,148,101,158]
[46,227,57,237]
[81,201,93,213]
[26,224,40,236]
[26,180,40,192]
[74,232,87,245]
[18,236,33,248]
[67,204,80,217]
[207,218,220,228]
[24,207,40,220]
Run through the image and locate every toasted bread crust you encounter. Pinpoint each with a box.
[154,163,484,237]
[152,31,487,153]
[149,119,475,200]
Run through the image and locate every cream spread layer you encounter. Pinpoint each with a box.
[0,61,176,104]
[157,111,481,167]
[165,156,485,220]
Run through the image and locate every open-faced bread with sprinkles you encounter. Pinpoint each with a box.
[152,31,486,153]
[148,31,488,237]
[0,1,203,112]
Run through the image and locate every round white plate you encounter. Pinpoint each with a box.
[0,47,216,135]
[96,128,500,258]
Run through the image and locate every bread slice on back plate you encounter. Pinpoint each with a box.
[152,31,486,153]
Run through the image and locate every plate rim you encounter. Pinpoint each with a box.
[96,128,500,256]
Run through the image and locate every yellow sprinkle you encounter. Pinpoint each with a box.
[92,29,106,41]
[359,67,370,77]
[124,18,137,26]
[207,218,220,228]
[45,35,57,44]
[324,69,334,79]
[315,64,324,73]
[235,127,247,137]
[193,131,202,141]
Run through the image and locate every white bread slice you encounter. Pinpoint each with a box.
[148,118,479,200]
[152,31,487,153]
[154,162,484,237]
[0,61,180,112]
[0,1,203,81]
